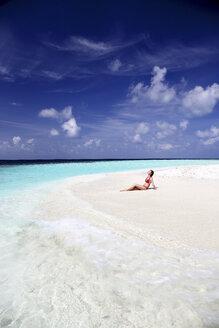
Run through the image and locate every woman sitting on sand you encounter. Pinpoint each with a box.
[120,169,157,191]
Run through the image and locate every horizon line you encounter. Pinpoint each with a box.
[0,157,219,165]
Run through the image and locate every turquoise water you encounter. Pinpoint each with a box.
[0,160,219,327]
[1,159,219,193]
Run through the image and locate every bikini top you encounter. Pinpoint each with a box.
[145,176,151,183]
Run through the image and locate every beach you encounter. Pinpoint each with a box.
[1,161,219,327]
[37,164,219,250]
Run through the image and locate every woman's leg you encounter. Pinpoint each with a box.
[120,184,136,191]
[120,184,146,192]
[133,184,147,191]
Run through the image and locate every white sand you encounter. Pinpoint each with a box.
[30,164,219,327]
[35,164,219,250]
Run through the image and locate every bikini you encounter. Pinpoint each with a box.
[145,176,151,183]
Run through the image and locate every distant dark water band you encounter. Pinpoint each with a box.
[0,158,219,166]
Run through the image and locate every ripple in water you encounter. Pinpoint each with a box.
[0,217,219,328]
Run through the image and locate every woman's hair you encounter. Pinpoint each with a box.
[150,169,154,177]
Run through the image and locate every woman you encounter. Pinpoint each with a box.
[120,169,157,191]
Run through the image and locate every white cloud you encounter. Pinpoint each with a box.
[182,83,219,116]
[202,137,219,145]
[196,125,219,138]
[44,35,218,78]
[196,125,219,145]
[39,108,59,119]
[133,134,142,143]
[0,65,8,75]
[20,140,34,151]
[133,122,149,143]
[62,118,80,137]
[95,139,101,147]
[84,139,93,147]
[39,106,80,137]
[12,136,21,145]
[179,120,189,130]
[84,138,101,147]
[10,137,34,150]
[27,138,34,144]
[159,143,173,150]
[126,66,219,118]
[46,36,138,59]
[39,106,72,121]
[40,71,64,80]
[136,122,149,134]
[123,43,218,77]
[129,66,176,104]
[50,129,59,136]
[69,36,112,53]
[60,106,73,120]
[10,102,22,106]
[156,121,177,139]
[108,59,122,72]
[129,82,144,103]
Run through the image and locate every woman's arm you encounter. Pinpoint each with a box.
[151,178,157,190]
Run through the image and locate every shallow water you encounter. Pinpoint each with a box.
[0,160,219,327]
[1,159,219,193]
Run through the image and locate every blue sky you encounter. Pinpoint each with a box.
[0,0,219,159]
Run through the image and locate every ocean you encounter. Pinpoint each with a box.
[0,159,219,327]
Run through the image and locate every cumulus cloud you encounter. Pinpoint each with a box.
[84,138,101,147]
[39,105,80,137]
[136,122,149,134]
[179,120,189,130]
[108,59,122,72]
[182,83,219,116]
[156,121,177,139]
[196,125,219,138]
[196,125,219,145]
[39,106,72,121]
[0,137,34,152]
[20,140,35,151]
[126,66,219,118]
[50,129,59,136]
[159,143,173,150]
[133,134,142,143]
[62,118,80,137]
[129,66,176,104]
[39,108,59,119]
[133,122,150,143]
[12,136,21,145]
